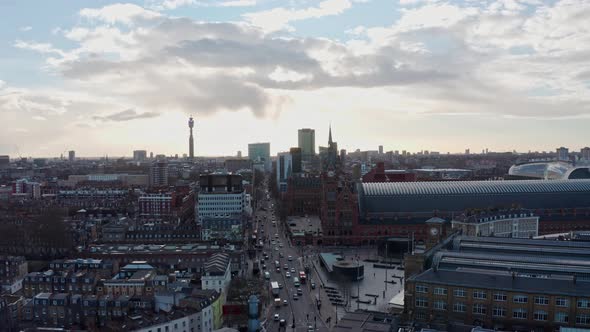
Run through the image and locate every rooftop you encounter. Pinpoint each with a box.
[411,267,590,297]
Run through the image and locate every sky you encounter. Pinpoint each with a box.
[0,0,589,157]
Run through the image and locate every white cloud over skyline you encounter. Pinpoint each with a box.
[1,0,590,157]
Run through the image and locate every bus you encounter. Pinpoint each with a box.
[293,277,300,287]
[264,271,270,280]
[299,271,307,284]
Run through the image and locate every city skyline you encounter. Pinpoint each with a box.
[1,0,590,157]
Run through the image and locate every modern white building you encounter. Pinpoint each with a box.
[452,211,539,238]
[201,253,231,317]
[130,309,201,332]
[196,174,247,240]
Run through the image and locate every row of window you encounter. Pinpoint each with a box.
[416,285,584,307]
[415,298,587,323]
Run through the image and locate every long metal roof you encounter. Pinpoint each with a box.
[361,179,590,196]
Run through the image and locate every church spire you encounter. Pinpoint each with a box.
[328,123,333,146]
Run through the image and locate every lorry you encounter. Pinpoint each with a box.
[274,298,282,307]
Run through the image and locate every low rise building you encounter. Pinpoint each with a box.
[452,211,539,238]
[405,234,590,331]
[0,255,27,294]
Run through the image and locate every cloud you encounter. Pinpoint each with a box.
[220,0,256,7]
[243,0,352,32]
[79,3,161,26]
[93,109,160,121]
[19,26,32,32]
[10,0,590,126]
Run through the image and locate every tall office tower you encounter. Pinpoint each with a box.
[133,150,147,161]
[149,160,169,187]
[465,148,470,155]
[68,150,75,162]
[237,151,242,158]
[298,128,315,160]
[248,143,271,171]
[0,155,9,169]
[290,147,302,173]
[379,145,383,155]
[557,147,569,161]
[188,116,195,160]
[340,149,346,163]
[581,147,590,161]
[276,152,293,192]
[150,152,154,159]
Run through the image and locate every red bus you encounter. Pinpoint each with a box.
[299,271,307,284]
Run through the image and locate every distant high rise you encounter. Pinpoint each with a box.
[68,150,75,162]
[237,151,242,158]
[290,147,302,173]
[340,149,346,163]
[149,160,169,187]
[557,147,569,161]
[298,128,315,159]
[465,148,470,155]
[0,155,9,169]
[248,143,271,171]
[276,152,293,192]
[133,150,147,161]
[582,147,590,161]
[188,116,195,160]
[150,152,154,159]
[379,145,383,155]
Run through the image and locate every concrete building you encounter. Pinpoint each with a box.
[406,235,590,331]
[557,147,569,161]
[201,253,231,311]
[68,150,75,162]
[64,173,149,187]
[0,256,27,294]
[582,147,590,161]
[197,174,247,241]
[133,150,147,161]
[451,211,539,238]
[298,128,315,160]
[0,155,9,169]
[150,160,169,187]
[248,143,270,172]
[224,158,252,173]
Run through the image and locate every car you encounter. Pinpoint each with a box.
[262,264,266,270]
[285,272,291,278]
[275,247,279,251]
[271,240,275,245]
[284,264,289,270]
[279,243,283,248]
[290,268,295,273]
[297,288,303,295]
[276,268,280,273]
[278,283,283,289]
[279,252,284,258]
[283,299,288,306]
[275,234,279,239]
[293,294,299,300]
[311,282,316,289]
[308,325,314,332]
[274,314,279,321]
[288,256,293,261]
[279,319,286,326]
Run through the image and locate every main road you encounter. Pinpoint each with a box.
[252,177,330,332]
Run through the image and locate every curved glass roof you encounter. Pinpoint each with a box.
[361,179,590,197]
